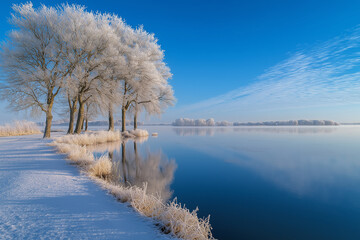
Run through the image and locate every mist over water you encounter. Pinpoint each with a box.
[91,126,360,239]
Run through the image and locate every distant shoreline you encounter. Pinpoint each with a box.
[172,119,340,127]
[38,119,360,127]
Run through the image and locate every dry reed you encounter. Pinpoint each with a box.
[0,120,41,137]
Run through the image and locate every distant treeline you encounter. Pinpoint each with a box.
[173,118,340,126]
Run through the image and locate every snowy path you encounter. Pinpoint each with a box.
[0,134,172,240]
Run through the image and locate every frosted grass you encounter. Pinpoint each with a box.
[0,121,41,137]
[52,130,122,145]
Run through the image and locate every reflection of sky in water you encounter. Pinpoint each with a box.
[174,126,358,197]
[90,126,360,240]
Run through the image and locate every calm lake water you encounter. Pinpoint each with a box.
[91,125,360,240]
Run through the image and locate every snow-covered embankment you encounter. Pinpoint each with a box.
[0,133,172,239]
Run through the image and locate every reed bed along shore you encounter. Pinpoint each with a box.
[0,121,41,137]
[53,130,122,146]
[51,130,214,240]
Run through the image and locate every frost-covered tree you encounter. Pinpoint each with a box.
[1,3,175,136]
[129,28,174,130]
[113,26,174,131]
[100,79,121,131]
[173,118,216,126]
[60,5,115,134]
[89,14,130,132]
[131,84,174,129]
[206,118,215,126]
[83,101,98,131]
[0,3,67,138]
[63,74,79,134]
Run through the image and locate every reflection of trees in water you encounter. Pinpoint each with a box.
[232,126,338,134]
[173,127,215,136]
[81,136,148,153]
[173,126,338,136]
[86,141,121,153]
[109,140,176,202]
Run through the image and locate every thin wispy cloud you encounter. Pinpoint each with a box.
[176,26,360,121]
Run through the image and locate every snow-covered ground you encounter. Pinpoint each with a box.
[0,134,173,239]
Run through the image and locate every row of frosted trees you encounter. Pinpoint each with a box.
[0,3,174,138]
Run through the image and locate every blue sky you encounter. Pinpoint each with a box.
[1,0,360,123]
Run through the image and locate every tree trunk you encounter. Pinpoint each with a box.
[134,141,140,179]
[121,142,127,183]
[67,106,77,134]
[85,118,88,131]
[67,108,75,134]
[67,97,78,134]
[81,118,85,130]
[108,105,114,131]
[134,111,137,130]
[108,151,114,161]
[43,107,53,138]
[75,99,85,134]
[121,107,126,132]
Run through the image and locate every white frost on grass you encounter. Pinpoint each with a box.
[54,143,94,166]
[52,130,214,240]
[0,121,41,137]
[93,178,214,240]
[52,130,122,145]
[89,155,112,179]
[52,129,149,146]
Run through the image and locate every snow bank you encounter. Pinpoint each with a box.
[51,131,214,240]
[129,129,149,137]
[0,121,41,137]
[121,129,149,140]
